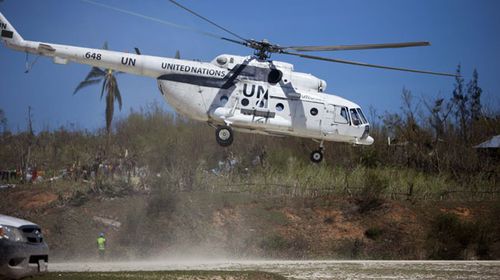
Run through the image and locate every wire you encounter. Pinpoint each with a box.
[81,0,223,40]
[24,52,40,74]
[169,0,248,42]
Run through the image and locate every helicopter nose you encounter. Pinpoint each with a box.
[357,136,374,145]
[364,136,374,145]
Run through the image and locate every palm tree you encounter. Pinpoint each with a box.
[74,42,122,135]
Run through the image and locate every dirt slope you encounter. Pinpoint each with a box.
[0,185,498,260]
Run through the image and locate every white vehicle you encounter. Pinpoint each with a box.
[0,215,48,280]
[0,1,454,162]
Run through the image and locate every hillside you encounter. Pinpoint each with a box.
[1,181,498,261]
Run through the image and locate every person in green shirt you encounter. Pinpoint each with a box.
[97,232,106,260]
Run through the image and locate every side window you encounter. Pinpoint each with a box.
[310,108,318,116]
[350,108,361,126]
[334,106,349,124]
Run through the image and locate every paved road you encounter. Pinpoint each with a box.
[50,260,500,279]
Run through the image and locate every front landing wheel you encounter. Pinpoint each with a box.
[310,150,323,163]
[215,125,233,147]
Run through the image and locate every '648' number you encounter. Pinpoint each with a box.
[85,52,101,60]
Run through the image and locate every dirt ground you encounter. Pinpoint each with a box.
[47,260,500,280]
[37,271,285,280]
[0,184,499,260]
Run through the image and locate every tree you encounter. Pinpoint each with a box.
[424,97,452,142]
[467,68,482,121]
[0,108,7,135]
[74,42,122,135]
[451,64,469,143]
[401,87,419,129]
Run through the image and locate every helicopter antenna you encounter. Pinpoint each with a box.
[24,52,40,74]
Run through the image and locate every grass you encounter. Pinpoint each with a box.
[36,271,286,280]
[197,162,498,201]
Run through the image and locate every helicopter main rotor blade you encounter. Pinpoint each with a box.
[281,51,457,77]
[284,41,431,52]
[221,37,249,47]
[169,0,248,42]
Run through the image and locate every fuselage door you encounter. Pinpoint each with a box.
[333,105,351,139]
[321,103,336,135]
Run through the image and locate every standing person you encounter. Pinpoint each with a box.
[97,232,106,260]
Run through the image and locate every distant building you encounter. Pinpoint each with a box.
[474,135,500,149]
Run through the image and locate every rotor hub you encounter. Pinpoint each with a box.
[246,39,283,60]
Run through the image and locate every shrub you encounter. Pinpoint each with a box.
[356,169,388,213]
[260,234,288,252]
[146,175,177,217]
[365,227,383,240]
[351,238,364,258]
[323,217,334,224]
[69,190,89,207]
[427,213,476,259]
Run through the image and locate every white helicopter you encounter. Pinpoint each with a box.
[0,1,455,163]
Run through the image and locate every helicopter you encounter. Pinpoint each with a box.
[0,1,456,163]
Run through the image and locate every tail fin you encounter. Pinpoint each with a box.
[0,12,25,47]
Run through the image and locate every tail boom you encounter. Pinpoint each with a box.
[0,12,227,84]
[0,12,163,78]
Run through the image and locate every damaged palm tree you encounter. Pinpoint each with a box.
[74,42,122,135]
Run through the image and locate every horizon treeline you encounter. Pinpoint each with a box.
[0,65,498,193]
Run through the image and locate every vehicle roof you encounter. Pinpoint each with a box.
[474,135,500,149]
[0,214,38,228]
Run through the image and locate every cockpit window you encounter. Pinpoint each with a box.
[356,108,367,124]
[350,108,361,126]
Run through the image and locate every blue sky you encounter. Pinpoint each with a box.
[0,0,499,132]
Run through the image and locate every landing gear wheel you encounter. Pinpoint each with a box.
[215,125,233,147]
[310,150,323,163]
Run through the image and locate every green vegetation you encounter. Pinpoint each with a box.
[1,66,498,200]
[365,227,384,241]
[427,210,499,260]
